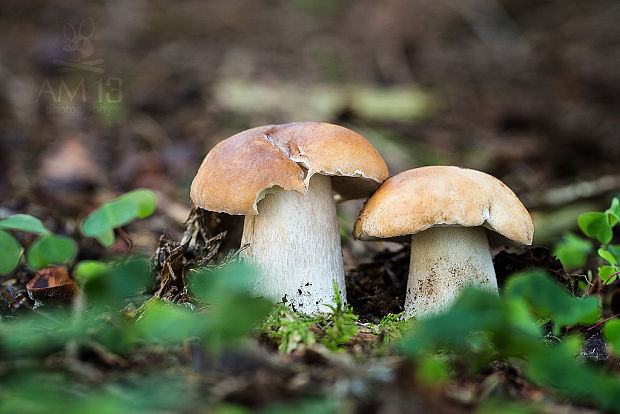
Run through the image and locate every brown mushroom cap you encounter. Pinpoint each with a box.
[190,122,389,215]
[353,166,534,245]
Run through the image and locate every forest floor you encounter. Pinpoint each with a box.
[1,0,620,412]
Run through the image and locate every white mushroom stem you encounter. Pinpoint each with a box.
[241,173,346,314]
[404,226,497,319]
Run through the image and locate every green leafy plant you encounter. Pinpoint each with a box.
[0,189,157,275]
[5,190,620,413]
[376,312,409,343]
[0,214,77,273]
[504,271,599,333]
[555,198,620,284]
[81,189,157,247]
[0,260,278,413]
[578,197,620,245]
[25,234,78,269]
[1,260,273,355]
[74,260,108,284]
[261,282,359,353]
[553,232,592,268]
[0,214,49,235]
[261,303,317,353]
[603,318,620,358]
[0,230,21,274]
[187,263,274,350]
[320,281,358,350]
[399,271,620,412]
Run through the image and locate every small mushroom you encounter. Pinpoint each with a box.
[354,166,533,319]
[26,265,79,307]
[191,122,388,313]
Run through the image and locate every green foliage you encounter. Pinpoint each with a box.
[603,318,620,358]
[261,303,317,353]
[260,398,339,414]
[74,260,108,284]
[577,197,619,245]
[189,263,256,302]
[598,265,619,284]
[77,263,271,354]
[4,194,620,412]
[0,213,56,274]
[400,288,539,362]
[188,263,274,350]
[81,189,157,247]
[558,198,620,281]
[578,212,613,245]
[476,399,541,414]
[0,372,198,414]
[318,282,358,350]
[553,232,592,268]
[337,211,353,241]
[0,190,155,275]
[0,311,80,357]
[137,299,201,344]
[525,337,620,409]
[504,271,599,333]
[261,282,358,353]
[0,229,21,274]
[415,354,451,386]
[399,271,620,412]
[377,312,409,343]
[121,189,158,218]
[597,244,620,283]
[607,197,620,225]
[81,258,152,309]
[25,234,77,269]
[598,247,617,265]
[0,214,49,235]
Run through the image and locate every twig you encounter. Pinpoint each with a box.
[117,227,134,255]
[594,271,620,295]
[586,313,620,332]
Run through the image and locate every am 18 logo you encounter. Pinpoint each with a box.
[35,18,123,110]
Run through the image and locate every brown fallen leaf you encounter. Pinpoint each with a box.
[26,265,79,306]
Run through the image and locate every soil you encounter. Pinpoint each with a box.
[494,246,577,293]
[346,246,409,322]
[346,245,576,322]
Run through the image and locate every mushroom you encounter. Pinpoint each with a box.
[353,166,533,319]
[191,122,388,314]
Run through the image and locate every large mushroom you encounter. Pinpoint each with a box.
[353,166,533,319]
[191,122,388,314]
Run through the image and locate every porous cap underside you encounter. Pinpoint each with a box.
[190,122,389,215]
[353,166,534,245]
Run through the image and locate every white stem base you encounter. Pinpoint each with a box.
[404,226,497,319]
[241,174,346,314]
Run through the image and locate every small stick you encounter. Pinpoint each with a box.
[117,227,134,255]
[586,313,620,332]
[593,270,620,295]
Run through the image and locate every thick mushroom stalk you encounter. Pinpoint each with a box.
[241,174,345,314]
[353,166,533,320]
[405,226,497,319]
[190,122,388,314]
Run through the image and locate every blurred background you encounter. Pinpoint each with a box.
[1,0,619,259]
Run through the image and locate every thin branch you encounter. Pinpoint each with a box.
[587,313,620,332]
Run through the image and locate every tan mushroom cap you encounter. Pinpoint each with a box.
[190,122,389,215]
[353,166,534,245]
